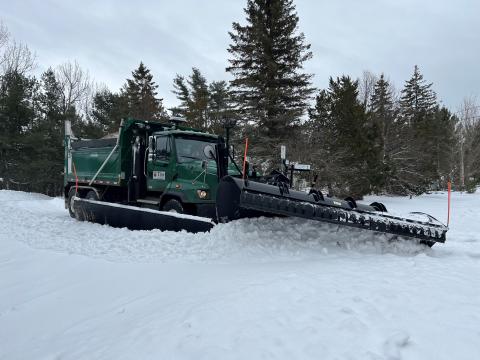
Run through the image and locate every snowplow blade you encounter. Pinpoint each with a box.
[73,197,214,233]
[216,176,447,245]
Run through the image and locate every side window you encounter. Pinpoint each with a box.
[156,136,171,157]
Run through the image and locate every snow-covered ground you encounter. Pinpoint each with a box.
[0,190,479,360]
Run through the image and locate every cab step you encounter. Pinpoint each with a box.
[136,198,160,205]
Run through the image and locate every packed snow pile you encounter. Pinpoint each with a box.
[0,190,479,359]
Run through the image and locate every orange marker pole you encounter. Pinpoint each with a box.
[447,181,451,227]
[242,138,249,180]
[72,161,79,194]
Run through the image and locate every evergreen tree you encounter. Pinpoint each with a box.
[188,68,209,129]
[400,65,436,123]
[227,0,314,160]
[171,74,190,119]
[308,76,371,198]
[431,107,459,187]
[208,80,232,134]
[308,90,332,136]
[399,65,438,191]
[171,68,209,129]
[458,98,480,191]
[368,74,425,194]
[27,69,65,194]
[37,69,64,138]
[329,76,372,197]
[369,74,396,192]
[90,88,127,135]
[0,70,37,190]
[172,69,233,133]
[305,89,336,192]
[122,62,166,121]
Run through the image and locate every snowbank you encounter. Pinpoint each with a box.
[0,190,479,359]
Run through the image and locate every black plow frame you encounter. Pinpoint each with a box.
[216,176,447,244]
[240,191,446,243]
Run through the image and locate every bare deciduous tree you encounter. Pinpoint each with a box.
[0,21,36,75]
[358,70,378,109]
[0,20,9,50]
[55,61,93,116]
[1,40,37,75]
[458,97,480,189]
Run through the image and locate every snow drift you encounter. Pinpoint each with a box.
[0,190,479,359]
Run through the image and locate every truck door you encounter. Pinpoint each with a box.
[147,135,174,193]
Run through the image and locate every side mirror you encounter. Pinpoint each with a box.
[203,144,215,160]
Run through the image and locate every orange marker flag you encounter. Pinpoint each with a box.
[447,181,451,227]
[242,138,249,180]
[72,161,79,194]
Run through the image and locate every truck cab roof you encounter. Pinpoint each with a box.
[152,129,219,140]
[121,118,218,139]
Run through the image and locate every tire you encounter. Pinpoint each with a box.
[67,187,78,218]
[162,199,184,214]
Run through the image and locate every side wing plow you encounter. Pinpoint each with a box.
[73,197,215,233]
[216,176,447,245]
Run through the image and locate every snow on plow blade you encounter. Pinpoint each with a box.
[216,176,447,245]
[73,198,215,233]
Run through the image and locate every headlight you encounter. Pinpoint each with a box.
[197,190,208,199]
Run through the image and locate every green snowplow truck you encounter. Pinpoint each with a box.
[64,117,447,245]
[64,117,237,220]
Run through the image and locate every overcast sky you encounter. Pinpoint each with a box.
[1,0,478,110]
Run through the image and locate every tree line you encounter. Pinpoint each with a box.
[1,0,479,197]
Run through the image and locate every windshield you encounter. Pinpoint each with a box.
[175,136,216,162]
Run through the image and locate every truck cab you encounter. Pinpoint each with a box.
[145,130,222,217]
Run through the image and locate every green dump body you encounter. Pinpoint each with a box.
[67,138,122,186]
[64,119,152,187]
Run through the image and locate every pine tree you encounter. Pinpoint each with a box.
[308,76,371,197]
[400,65,436,123]
[399,65,438,190]
[330,76,372,197]
[306,89,336,193]
[171,68,208,129]
[0,70,37,190]
[370,75,395,145]
[188,68,209,129]
[431,107,459,187]
[172,69,233,133]
[227,0,314,159]
[90,88,127,135]
[27,69,65,195]
[369,74,395,192]
[308,90,332,137]
[208,80,232,134]
[122,62,166,122]
[171,74,190,118]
